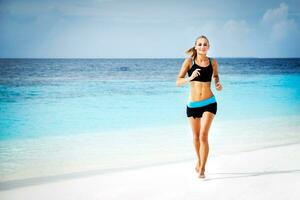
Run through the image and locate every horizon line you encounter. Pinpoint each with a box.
[0,57,299,59]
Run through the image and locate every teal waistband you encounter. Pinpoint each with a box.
[187,96,216,108]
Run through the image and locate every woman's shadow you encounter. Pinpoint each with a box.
[204,169,300,181]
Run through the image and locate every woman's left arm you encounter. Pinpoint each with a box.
[212,58,222,91]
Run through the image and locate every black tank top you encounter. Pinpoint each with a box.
[187,57,213,82]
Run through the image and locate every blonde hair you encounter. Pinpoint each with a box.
[185,35,210,59]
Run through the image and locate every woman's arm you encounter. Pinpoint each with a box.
[176,57,192,87]
[212,58,223,91]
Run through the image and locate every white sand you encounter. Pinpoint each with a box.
[1,143,300,200]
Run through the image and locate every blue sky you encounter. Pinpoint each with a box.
[0,0,299,58]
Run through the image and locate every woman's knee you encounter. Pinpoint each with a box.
[200,133,208,143]
[192,131,200,141]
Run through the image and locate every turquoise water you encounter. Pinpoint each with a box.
[0,58,300,181]
[219,73,300,119]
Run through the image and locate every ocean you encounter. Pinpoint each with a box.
[1,58,300,182]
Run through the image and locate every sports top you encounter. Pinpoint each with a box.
[187,57,213,82]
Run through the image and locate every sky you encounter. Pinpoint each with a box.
[0,0,300,58]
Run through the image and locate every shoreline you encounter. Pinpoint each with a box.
[1,115,300,183]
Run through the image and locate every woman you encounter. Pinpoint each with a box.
[176,35,222,179]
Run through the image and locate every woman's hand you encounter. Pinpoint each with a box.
[215,82,222,91]
[190,69,201,80]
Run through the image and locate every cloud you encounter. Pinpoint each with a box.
[261,2,298,41]
[271,19,297,40]
[262,3,288,24]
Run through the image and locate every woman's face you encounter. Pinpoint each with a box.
[195,38,209,55]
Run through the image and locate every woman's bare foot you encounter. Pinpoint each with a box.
[198,168,206,179]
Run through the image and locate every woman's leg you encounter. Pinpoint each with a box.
[188,117,201,172]
[199,111,215,178]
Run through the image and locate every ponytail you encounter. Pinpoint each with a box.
[185,47,197,59]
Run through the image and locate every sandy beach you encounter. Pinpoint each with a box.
[1,142,299,200]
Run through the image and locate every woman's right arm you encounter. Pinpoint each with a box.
[176,58,192,87]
